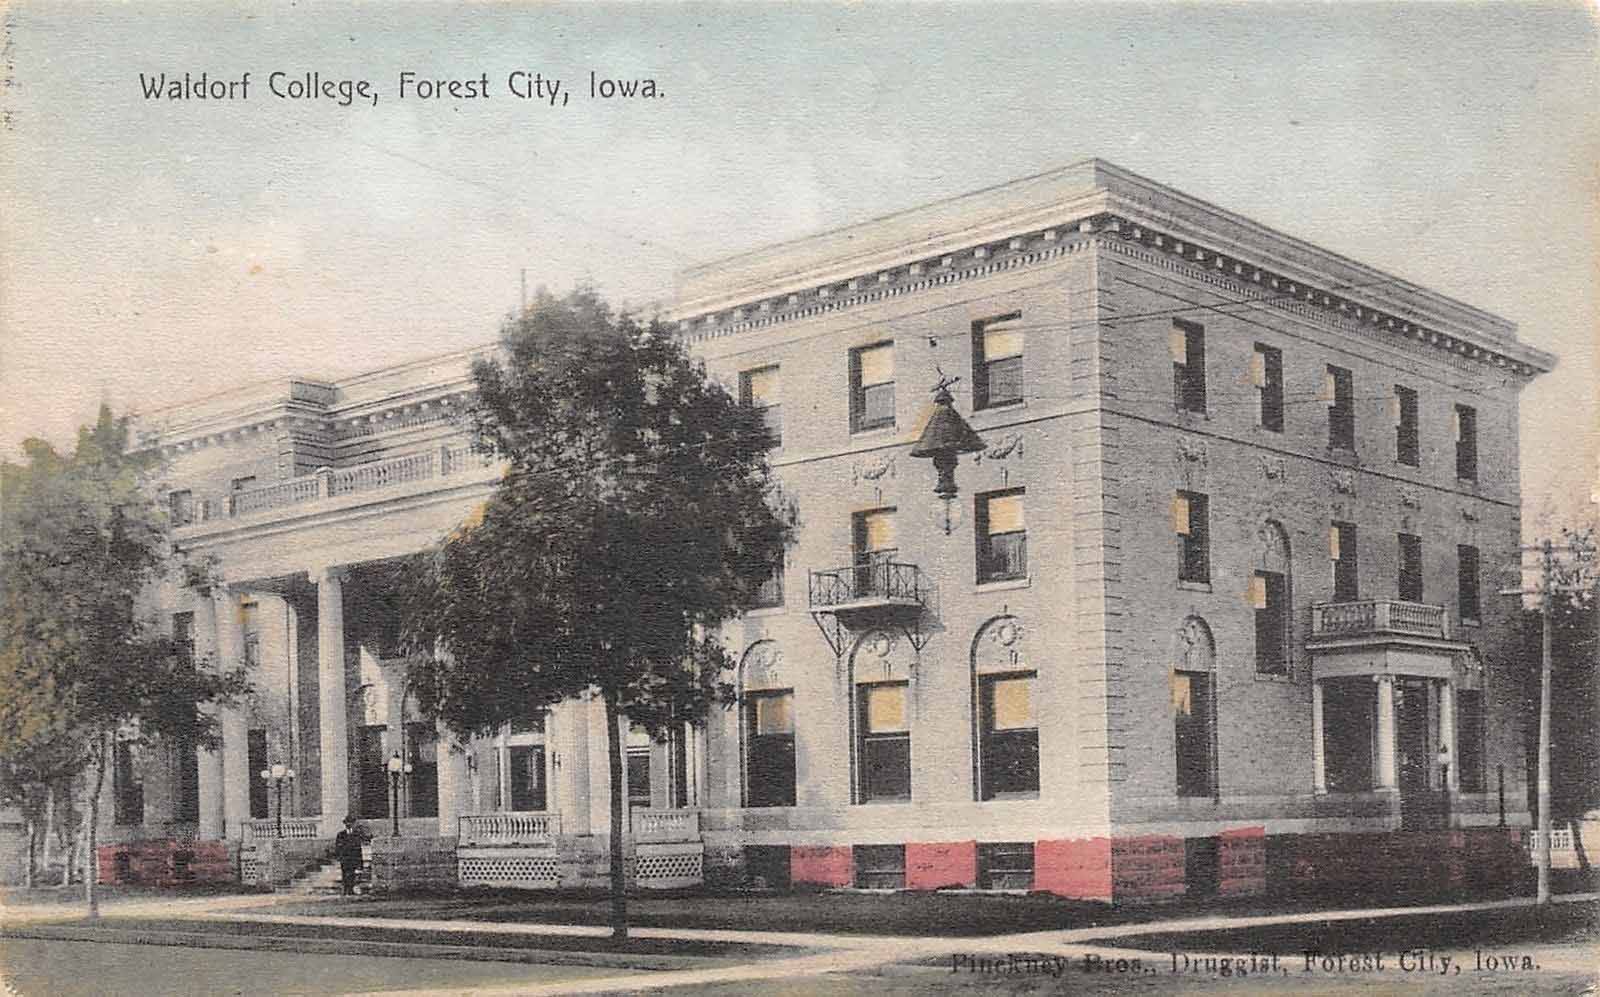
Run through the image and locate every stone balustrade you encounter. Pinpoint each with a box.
[631,807,701,842]
[458,811,561,846]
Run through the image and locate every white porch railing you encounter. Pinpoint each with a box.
[631,808,701,842]
[1525,826,1575,853]
[1311,600,1449,640]
[198,445,495,523]
[458,811,561,846]
[241,817,323,841]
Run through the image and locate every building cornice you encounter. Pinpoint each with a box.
[666,160,1556,379]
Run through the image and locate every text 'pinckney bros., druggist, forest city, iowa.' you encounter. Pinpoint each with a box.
[139,70,663,108]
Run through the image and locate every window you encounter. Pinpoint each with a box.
[973,314,1024,409]
[502,717,547,811]
[858,682,910,802]
[1398,533,1424,602]
[669,725,690,809]
[975,490,1027,583]
[740,365,782,448]
[1251,571,1289,676]
[169,489,195,526]
[1252,344,1284,432]
[746,691,796,808]
[240,601,261,669]
[113,741,144,826]
[1458,545,1481,623]
[1173,491,1210,584]
[1325,365,1354,450]
[1171,321,1206,413]
[980,672,1039,798]
[852,507,897,598]
[1457,689,1485,792]
[1331,522,1359,602]
[753,551,784,609]
[1172,670,1216,798]
[626,726,652,810]
[247,728,268,819]
[978,843,1035,890]
[1393,385,1419,466]
[854,844,906,890]
[1454,404,1478,481]
[850,342,895,432]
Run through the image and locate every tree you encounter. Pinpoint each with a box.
[0,406,247,914]
[399,289,795,938]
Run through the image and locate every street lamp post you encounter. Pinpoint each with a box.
[386,752,412,837]
[257,763,296,838]
[1436,743,1452,828]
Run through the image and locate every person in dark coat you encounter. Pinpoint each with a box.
[334,814,366,895]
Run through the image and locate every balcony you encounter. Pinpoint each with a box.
[179,445,494,528]
[1310,600,1450,641]
[808,561,930,614]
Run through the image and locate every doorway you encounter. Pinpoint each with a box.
[1395,678,1438,829]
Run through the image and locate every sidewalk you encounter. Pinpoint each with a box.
[5,888,1595,995]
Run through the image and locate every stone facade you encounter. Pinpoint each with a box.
[100,159,1554,903]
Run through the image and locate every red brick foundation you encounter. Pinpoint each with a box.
[1034,837,1112,900]
[1111,835,1186,902]
[905,841,977,891]
[97,840,231,886]
[1273,828,1526,897]
[1217,826,1266,897]
[790,844,852,888]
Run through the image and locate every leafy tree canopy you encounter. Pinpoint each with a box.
[400,288,796,738]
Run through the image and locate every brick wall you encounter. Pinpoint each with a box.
[97,839,234,886]
[905,841,977,890]
[791,844,852,888]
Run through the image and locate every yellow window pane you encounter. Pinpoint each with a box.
[857,344,894,385]
[986,493,1025,534]
[1389,393,1403,426]
[1168,327,1188,364]
[1171,493,1191,536]
[862,510,896,551]
[745,367,779,405]
[627,725,652,748]
[1452,408,1462,441]
[1247,573,1267,609]
[1320,370,1337,403]
[1171,672,1193,715]
[1249,352,1267,387]
[990,676,1035,730]
[983,325,1024,361]
[865,684,907,732]
[1329,525,1342,561]
[754,693,793,735]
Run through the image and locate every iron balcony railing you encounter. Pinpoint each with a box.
[808,560,929,610]
[1310,599,1450,641]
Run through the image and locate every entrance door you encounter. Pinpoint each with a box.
[1394,679,1436,829]
[356,724,389,819]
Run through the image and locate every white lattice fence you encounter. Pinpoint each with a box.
[635,843,704,889]
[239,850,263,884]
[458,853,560,889]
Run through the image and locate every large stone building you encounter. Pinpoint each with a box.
[98,160,1554,900]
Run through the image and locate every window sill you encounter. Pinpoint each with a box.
[975,400,1025,416]
[854,798,912,806]
[745,605,786,618]
[851,423,897,437]
[1173,406,1210,421]
[975,576,1030,593]
[1253,671,1293,684]
[1460,617,1481,628]
[980,792,1040,803]
[1177,580,1213,593]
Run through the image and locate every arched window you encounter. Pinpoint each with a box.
[1251,521,1292,676]
[1173,616,1218,799]
[740,641,795,808]
[972,616,1038,800]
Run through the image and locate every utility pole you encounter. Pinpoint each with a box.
[1501,535,1593,906]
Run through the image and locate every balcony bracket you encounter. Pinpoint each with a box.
[810,610,849,660]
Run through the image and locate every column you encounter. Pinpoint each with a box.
[1439,681,1458,791]
[1375,675,1397,790]
[195,599,225,839]
[436,725,469,836]
[316,566,350,831]
[1311,681,1327,794]
[213,589,251,838]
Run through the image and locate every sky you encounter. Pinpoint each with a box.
[2,2,1596,532]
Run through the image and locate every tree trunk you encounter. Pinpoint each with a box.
[85,732,109,918]
[603,690,628,940]
[24,817,36,889]
[42,785,56,875]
